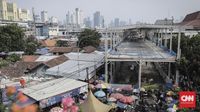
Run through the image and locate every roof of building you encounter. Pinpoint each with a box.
[46,52,104,80]
[49,47,79,53]
[44,55,69,68]
[40,39,57,47]
[154,19,173,25]
[0,62,43,78]
[82,46,96,53]
[22,55,39,62]
[35,55,58,62]
[181,11,200,28]
[20,78,87,101]
[182,11,200,23]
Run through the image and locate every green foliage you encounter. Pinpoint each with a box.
[25,42,37,55]
[0,103,6,112]
[78,29,101,48]
[172,34,200,82]
[56,40,69,47]
[0,24,25,52]
[6,54,21,62]
[0,58,9,68]
[0,25,39,55]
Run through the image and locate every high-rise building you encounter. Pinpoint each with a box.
[100,15,105,28]
[93,11,101,28]
[66,11,71,25]
[0,0,30,21]
[6,2,18,21]
[0,0,8,20]
[114,18,120,27]
[18,8,31,21]
[41,11,48,23]
[75,8,80,26]
[84,17,91,28]
[49,16,58,24]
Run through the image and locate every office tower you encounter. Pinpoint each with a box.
[41,11,48,22]
[93,11,101,28]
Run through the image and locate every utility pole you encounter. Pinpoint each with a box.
[105,29,108,83]
[175,26,181,85]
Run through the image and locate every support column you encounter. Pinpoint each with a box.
[105,31,108,83]
[160,30,163,46]
[110,62,113,83]
[138,60,142,91]
[170,28,173,53]
[164,28,168,47]
[175,27,181,85]
[168,63,171,77]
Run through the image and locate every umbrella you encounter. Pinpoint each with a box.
[122,85,133,91]
[107,97,117,102]
[167,91,174,96]
[140,88,145,92]
[117,101,127,109]
[62,97,75,108]
[119,96,134,104]
[70,105,79,112]
[95,83,110,89]
[110,93,124,100]
[94,90,106,98]
[131,95,139,100]
[50,107,63,112]
[133,89,139,93]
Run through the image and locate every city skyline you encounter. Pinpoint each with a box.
[10,0,200,24]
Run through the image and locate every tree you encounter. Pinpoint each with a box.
[56,40,69,47]
[0,24,25,52]
[25,42,37,55]
[6,54,21,62]
[78,29,101,48]
[24,35,40,55]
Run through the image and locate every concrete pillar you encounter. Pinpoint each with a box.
[175,27,181,85]
[170,28,173,53]
[138,60,142,91]
[110,62,113,83]
[105,31,108,83]
[164,28,168,47]
[168,63,171,77]
[160,30,163,46]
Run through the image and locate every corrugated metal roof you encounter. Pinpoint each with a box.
[35,55,58,62]
[20,78,87,101]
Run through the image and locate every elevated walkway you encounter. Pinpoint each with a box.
[107,40,176,62]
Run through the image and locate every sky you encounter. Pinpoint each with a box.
[9,0,200,24]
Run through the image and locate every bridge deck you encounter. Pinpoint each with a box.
[108,40,176,62]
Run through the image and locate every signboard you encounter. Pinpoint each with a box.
[39,85,87,108]
[179,91,196,109]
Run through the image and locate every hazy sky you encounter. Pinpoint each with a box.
[10,0,200,24]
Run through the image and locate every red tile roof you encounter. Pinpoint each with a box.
[44,55,69,68]
[83,46,96,53]
[22,55,39,62]
[181,11,200,29]
[49,47,80,53]
[40,39,57,47]
[0,61,43,78]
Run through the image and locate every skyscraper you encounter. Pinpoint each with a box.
[66,11,71,25]
[100,16,105,28]
[0,0,8,20]
[75,8,80,26]
[41,11,48,22]
[84,17,92,28]
[93,11,101,28]
[114,18,120,27]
